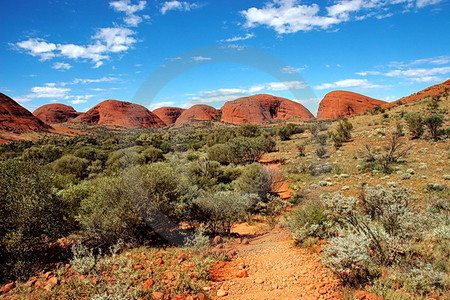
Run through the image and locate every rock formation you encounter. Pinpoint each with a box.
[174,104,220,126]
[152,107,185,126]
[220,94,315,124]
[72,99,165,128]
[33,103,81,124]
[0,93,52,131]
[317,91,387,120]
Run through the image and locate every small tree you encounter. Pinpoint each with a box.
[423,113,444,140]
[194,191,256,234]
[405,113,424,139]
[330,118,353,149]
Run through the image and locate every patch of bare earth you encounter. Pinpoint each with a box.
[209,223,341,299]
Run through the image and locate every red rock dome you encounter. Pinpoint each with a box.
[220,94,315,124]
[152,107,185,126]
[33,103,81,124]
[317,91,387,120]
[0,93,52,131]
[72,99,165,128]
[174,104,220,127]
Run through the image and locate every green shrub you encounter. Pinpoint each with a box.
[330,119,353,149]
[233,163,271,199]
[22,144,63,163]
[106,147,145,171]
[207,143,231,164]
[288,201,330,244]
[0,160,68,279]
[405,112,424,139]
[236,123,262,138]
[188,158,224,189]
[194,191,256,234]
[424,113,444,140]
[141,146,164,163]
[359,133,410,174]
[276,123,298,141]
[52,154,89,179]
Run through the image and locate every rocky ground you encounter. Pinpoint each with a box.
[209,223,342,300]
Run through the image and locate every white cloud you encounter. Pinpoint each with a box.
[161,1,199,14]
[410,56,450,65]
[416,0,442,8]
[30,85,71,98]
[192,56,211,61]
[69,99,88,104]
[63,77,119,85]
[385,66,450,77]
[281,65,304,74]
[15,38,57,61]
[241,0,443,34]
[408,76,443,83]
[52,62,72,71]
[109,0,147,27]
[356,70,382,76]
[148,101,176,109]
[315,78,383,90]
[221,33,255,42]
[14,27,136,68]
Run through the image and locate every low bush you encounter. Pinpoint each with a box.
[405,112,424,139]
[194,191,256,234]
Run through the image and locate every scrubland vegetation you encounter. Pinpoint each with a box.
[1,92,450,298]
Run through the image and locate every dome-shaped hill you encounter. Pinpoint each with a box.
[153,107,185,126]
[72,99,166,128]
[33,103,81,124]
[220,94,315,124]
[174,104,220,127]
[317,91,387,120]
[0,93,52,131]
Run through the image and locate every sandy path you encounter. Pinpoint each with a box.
[209,224,341,300]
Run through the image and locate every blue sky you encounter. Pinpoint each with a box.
[1,0,449,115]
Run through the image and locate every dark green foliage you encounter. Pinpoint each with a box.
[288,200,330,244]
[22,145,63,163]
[52,155,90,179]
[233,163,271,199]
[188,158,224,189]
[77,163,181,245]
[208,135,275,164]
[194,191,256,234]
[423,113,444,140]
[330,118,353,149]
[276,123,299,141]
[207,143,231,164]
[0,160,68,279]
[236,123,262,138]
[405,112,424,139]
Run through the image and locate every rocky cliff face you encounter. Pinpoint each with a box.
[317,91,387,120]
[220,94,315,124]
[33,104,81,124]
[0,93,52,131]
[174,104,220,127]
[72,99,166,128]
[152,107,185,126]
